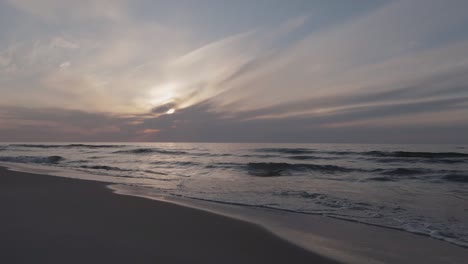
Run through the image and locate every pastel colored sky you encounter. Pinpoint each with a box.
[1,0,467,143]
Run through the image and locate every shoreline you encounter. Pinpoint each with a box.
[0,166,338,264]
[1,164,468,263]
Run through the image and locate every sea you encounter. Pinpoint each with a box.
[0,142,467,248]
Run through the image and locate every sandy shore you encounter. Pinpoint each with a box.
[0,167,338,264]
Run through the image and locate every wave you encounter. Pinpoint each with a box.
[247,162,357,177]
[9,144,124,149]
[442,174,468,183]
[363,151,468,159]
[372,157,467,164]
[240,154,279,158]
[172,191,468,248]
[380,168,428,176]
[274,191,381,211]
[80,165,133,172]
[367,169,468,183]
[152,161,201,166]
[254,148,316,154]
[368,176,396,182]
[113,148,188,155]
[68,144,125,148]
[205,162,245,169]
[79,165,167,175]
[0,155,64,164]
[254,148,468,160]
[288,155,326,160]
[275,190,324,199]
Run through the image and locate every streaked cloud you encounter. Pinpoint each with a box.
[6,0,128,22]
[0,0,467,142]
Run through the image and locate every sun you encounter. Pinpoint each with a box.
[166,108,175,114]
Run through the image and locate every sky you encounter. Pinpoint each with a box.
[0,0,468,143]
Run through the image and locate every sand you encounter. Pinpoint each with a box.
[0,167,338,264]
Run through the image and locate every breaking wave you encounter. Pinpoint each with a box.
[362,151,468,159]
[9,144,125,149]
[79,165,167,176]
[254,148,468,160]
[113,148,188,155]
[442,174,468,183]
[80,165,133,172]
[254,148,316,154]
[247,162,357,177]
[0,155,64,164]
[379,168,428,176]
[287,155,332,160]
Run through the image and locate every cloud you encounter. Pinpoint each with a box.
[1,0,468,142]
[134,102,468,143]
[6,0,127,22]
[205,0,468,114]
[0,3,185,113]
[59,61,71,69]
[0,105,155,141]
[50,37,79,49]
[1,95,467,143]
[151,103,177,115]
[0,6,312,114]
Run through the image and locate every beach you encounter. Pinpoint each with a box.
[2,0,468,262]
[0,167,338,264]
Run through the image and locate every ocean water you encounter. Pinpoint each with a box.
[0,142,467,248]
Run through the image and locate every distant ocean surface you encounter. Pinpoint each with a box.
[1,143,467,247]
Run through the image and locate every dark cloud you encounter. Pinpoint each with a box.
[136,100,468,143]
[1,95,467,144]
[151,103,176,114]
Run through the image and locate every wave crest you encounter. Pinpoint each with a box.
[364,151,468,159]
[442,174,468,183]
[9,144,124,149]
[0,155,64,164]
[380,168,428,176]
[113,148,187,155]
[247,162,356,177]
[254,148,316,154]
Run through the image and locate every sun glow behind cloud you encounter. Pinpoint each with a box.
[148,82,178,108]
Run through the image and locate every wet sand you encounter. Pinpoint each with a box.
[0,167,338,264]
